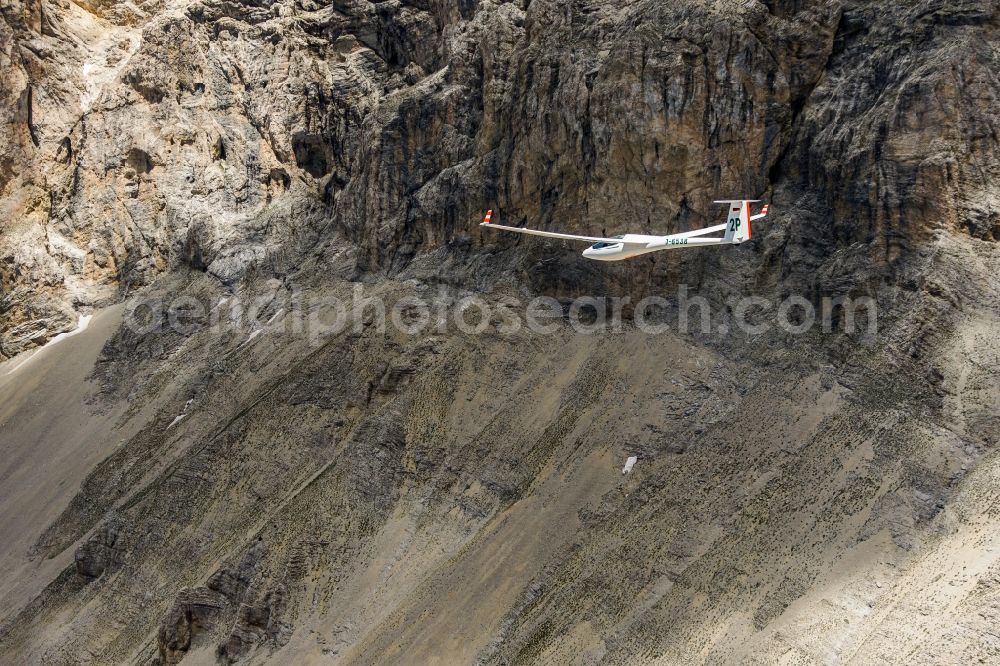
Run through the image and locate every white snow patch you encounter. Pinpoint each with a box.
[265,308,285,327]
[47,314,92,346]
[165,398,197,431]
[242,329,264,346]
[622,456,638,475]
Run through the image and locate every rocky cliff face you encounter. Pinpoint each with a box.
[0,0,998,664]
[5,0,994,353]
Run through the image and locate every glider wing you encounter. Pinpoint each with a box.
[750,203,770,221]
[479,210,642,245]
[672,223,728,239]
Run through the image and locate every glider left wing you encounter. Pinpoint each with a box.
[479,210,643,245]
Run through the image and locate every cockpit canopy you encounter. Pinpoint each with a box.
[589,235,624,250]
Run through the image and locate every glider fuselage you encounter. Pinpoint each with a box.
[581,234,735,261]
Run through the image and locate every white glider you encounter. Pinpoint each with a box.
[479,200,769,262]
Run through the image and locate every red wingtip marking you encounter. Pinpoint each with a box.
[483,209,493,224]
[746,200,752,240]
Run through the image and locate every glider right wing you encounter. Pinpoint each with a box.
[672,223,727,239]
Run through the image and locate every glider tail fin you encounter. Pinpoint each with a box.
[715,200,768,244]
[719,200,754,244]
